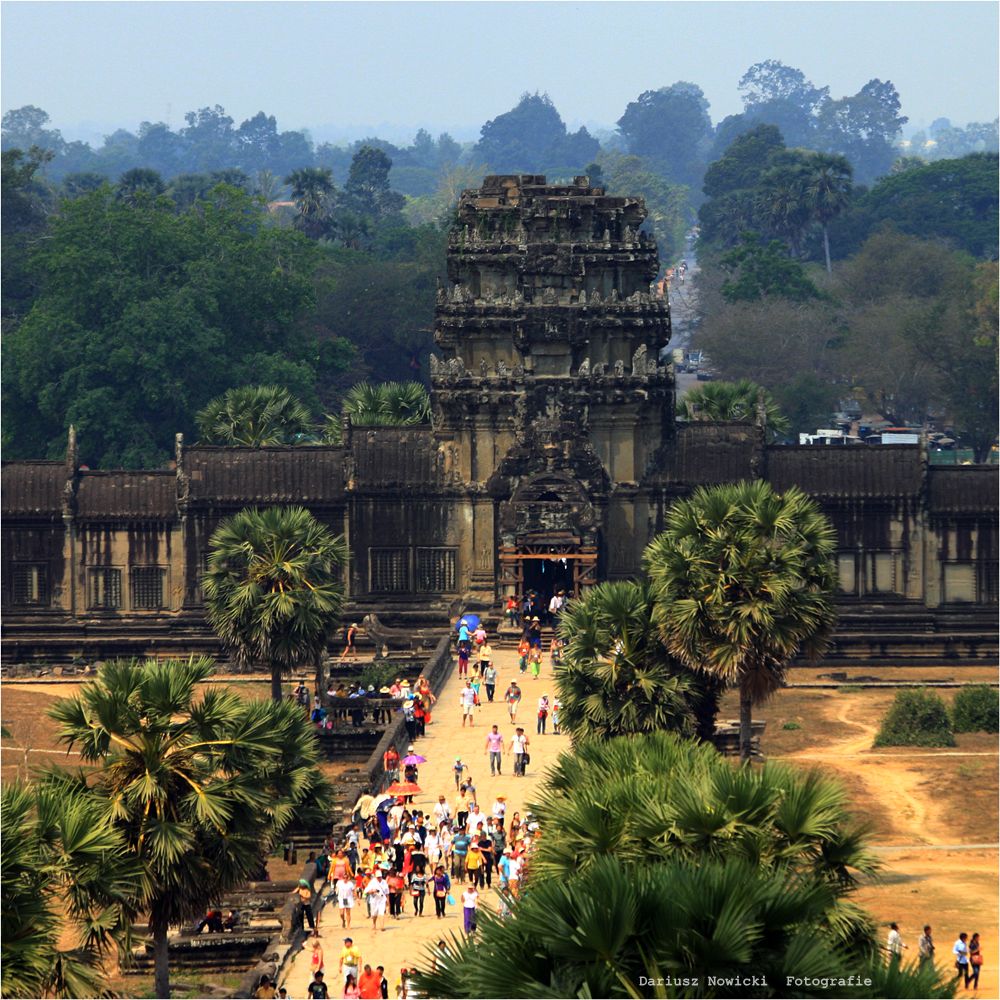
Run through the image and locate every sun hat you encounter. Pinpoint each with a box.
[298,878,310,887]
[380,686,391,694]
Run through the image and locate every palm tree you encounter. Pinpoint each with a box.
[195,385,315,446]
[340,380,431,426]
[412,854,948,999]
[805,152,853,273]
[758,162,813,257]
[203,506,346,701]
[645,481,837,761]
[1,781,147,999]
[116,167,166,205]
[532,732,878,897]
[284,166,335,239]
[677,378,791,440]
[47,657,326,998]
[555,581,720,742]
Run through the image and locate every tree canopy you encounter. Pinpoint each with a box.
[2,183,351,467]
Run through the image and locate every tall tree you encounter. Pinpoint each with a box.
[737,60,829,150]
[204,506,346,701]
[285,166,336,239]
[475,92,599,174]
[816,79,907,184]
[344,145,406,221]
[804,152,853,272]
[196,384,315,446]
[645,481,837,761]
[617,81,714,189]
[48,657,327,997]
[1,781,147,999]
[116,166,166,204]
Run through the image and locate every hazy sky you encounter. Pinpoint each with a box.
[3,1,998,143]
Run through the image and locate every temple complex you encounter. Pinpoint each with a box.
[3,176,997,665]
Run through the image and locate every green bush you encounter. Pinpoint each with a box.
[359,661,399,691]
[782,721,802,730]
[873,688,955,747]
[952,685,1000,733]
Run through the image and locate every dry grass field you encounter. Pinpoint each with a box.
[721,668,999,999]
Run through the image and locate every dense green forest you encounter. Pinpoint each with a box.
[2,59,997,468]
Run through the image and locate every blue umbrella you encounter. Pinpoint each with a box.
[454,614,480,631]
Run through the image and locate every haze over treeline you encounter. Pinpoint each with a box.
[3,56,997,470]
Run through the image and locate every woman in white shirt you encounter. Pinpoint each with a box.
[424,830,440,866]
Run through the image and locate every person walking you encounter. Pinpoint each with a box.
[537,695,550,735]
[505,681,521,724]
[340,623,359,663]
[432,865,451,919]
[332,876,355,928]
[363,871,389,932]
[465,841,484,889]
[510,728,529,777]
[552,697,561,735]
[459,680,477,727]
[358,965,382,1000]
[451,826,471,883]
[529,646,542,679]
[886,923,907,963]
[462,884,479,934]
[517,636,530,675]
[955,932,971,986]
[339,938,362,987]
[341,973,358,1000]
[918,925,935,967]
[486,725,504,775]
[409,866,428,917]
[969,932,983,990]
[482,660,498,702]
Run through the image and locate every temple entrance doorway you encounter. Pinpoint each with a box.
[498,532,598,605]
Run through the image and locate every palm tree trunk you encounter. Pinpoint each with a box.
[271,665,284,703]
[151,912,171,999]
[823,225,832,274]
[739,679,754,764]
[314,649,325,701]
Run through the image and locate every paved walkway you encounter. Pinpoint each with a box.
[281,644,568,996]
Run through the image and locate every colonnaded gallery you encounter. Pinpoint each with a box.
[3,176,997,665]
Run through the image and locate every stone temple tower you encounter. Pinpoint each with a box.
[430,174,674,607]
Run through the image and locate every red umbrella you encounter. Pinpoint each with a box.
[385,781,422,796]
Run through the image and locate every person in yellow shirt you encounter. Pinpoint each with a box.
[339,937,362,986]
[464,842,484,889]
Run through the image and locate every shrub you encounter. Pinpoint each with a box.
[873,688,955,747]
[359,661,399,691]
[782,721,802,730]
[952,685,1000,733]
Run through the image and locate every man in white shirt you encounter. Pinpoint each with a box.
[466,804,486,835]
[459,680,477,728]
[510,728,530,776]
[363,872,389,932]
[887,923,906,961]
[547,592,561,624]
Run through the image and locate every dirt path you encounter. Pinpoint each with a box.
[280,645,567,996]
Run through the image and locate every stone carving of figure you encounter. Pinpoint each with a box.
[602,227,611,242]
[448,356,466,376]
[429,353,440,375]
[623,225,634,243]
[480,358,490,377]
[496,360,509,378]
[435,285,447,305]
[542,287,558,305]
[592,362,606,377]
[631,344,647,375]
[578,357,591,376]
[578,289,587,306]
[614,359,625,377]
[647,354,660,375]
[511,363,525,379]
[590,289,602,305]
